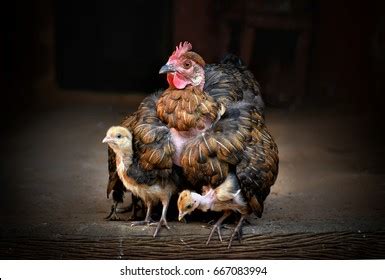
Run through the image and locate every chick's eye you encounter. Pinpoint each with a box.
[183,60,191,69]
[116,134,122,139]
[186,204,192,209]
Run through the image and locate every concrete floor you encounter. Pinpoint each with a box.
[1,91,385,258]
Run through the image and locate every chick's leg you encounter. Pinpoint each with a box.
[228,215,245,249]
[206,210,231,245]
[152,197,171,238]
[131,202,152,226]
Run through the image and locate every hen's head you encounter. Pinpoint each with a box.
[159,41,206,90]
[177,190,200,221]
[102,126,133,155]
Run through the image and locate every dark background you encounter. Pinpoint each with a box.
[1,0,385,259]
[2,0,385,109]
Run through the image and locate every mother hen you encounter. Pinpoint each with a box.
[106,43,277,236]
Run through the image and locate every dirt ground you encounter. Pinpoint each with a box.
[1,91,385,259]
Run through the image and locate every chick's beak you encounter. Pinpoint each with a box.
[159,63,175,74]
[102,136,113,144]
[178,212,186,222]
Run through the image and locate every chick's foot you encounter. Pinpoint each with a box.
[151,217,170,238]
[228,216,245,249]
[206,224,223,245]
[206,211,231,245]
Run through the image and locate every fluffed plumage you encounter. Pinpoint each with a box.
[105,42,278,246]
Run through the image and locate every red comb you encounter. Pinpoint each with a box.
[170,41,192,60]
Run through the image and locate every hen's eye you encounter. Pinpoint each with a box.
[183,60,191,69]
[117,134,122,139]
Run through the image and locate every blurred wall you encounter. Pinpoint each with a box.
[173,0,222,63]
[2,0,384,111]
[55,0,172,91]
[2,0,55,110]
[173,1,385,108]
[309,1,379,105]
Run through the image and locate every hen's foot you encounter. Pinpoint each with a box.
[126,206,140,221]
[115,206,132,214]
[105,205,121,221]
[126,214,137,221]
[130,219,152,226]
[105,213,120,221]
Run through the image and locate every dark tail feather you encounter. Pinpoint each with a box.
[249,196,264,218]
[220,53,244,68]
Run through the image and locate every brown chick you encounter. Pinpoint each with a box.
[177,173,248,248]
[103,126,176,237]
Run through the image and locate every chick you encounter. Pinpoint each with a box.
[103,126,176,237]
[177,173,248,248]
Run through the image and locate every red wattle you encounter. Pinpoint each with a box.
[166,73,190,89]
[167,73,174,87]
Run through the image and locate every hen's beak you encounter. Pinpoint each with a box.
[102,136,113,143]
[159,63,175,74]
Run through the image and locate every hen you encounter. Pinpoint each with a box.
[105,42,278,245]
[154,42,276,189]
[156,42,278,246]
[106,42,264,218]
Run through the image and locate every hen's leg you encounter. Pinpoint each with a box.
[105,201,120,220]
[152,197,171,237]
[126,195,140,221]
[131,202,152,226]
[106,198,140,221]
[206,211,231,245]
[228,215,245,249]
[106,181,125,221]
